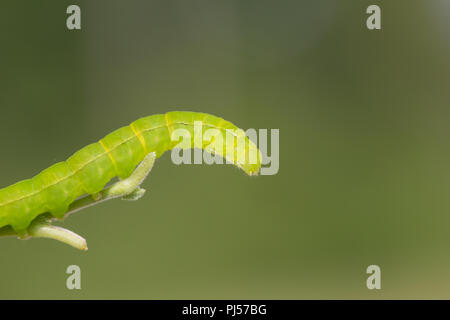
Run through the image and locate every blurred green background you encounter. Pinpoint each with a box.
[1,0,450,299]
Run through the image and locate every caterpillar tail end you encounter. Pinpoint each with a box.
[28,223,88,251]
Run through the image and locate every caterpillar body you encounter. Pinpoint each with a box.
[0,111,261,238]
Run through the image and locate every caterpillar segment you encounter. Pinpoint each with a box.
[0,111,262,249]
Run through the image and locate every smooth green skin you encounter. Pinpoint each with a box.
[0,111,261,237]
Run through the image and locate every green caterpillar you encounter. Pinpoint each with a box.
[0,111,261,248]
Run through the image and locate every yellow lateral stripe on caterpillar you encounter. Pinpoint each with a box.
[99,139,120,174]
[129,123,148,154]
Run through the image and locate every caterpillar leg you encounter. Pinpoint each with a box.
[105,151,156,200]
[66,152,156,216]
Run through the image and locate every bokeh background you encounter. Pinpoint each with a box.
[1,0,450,299]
